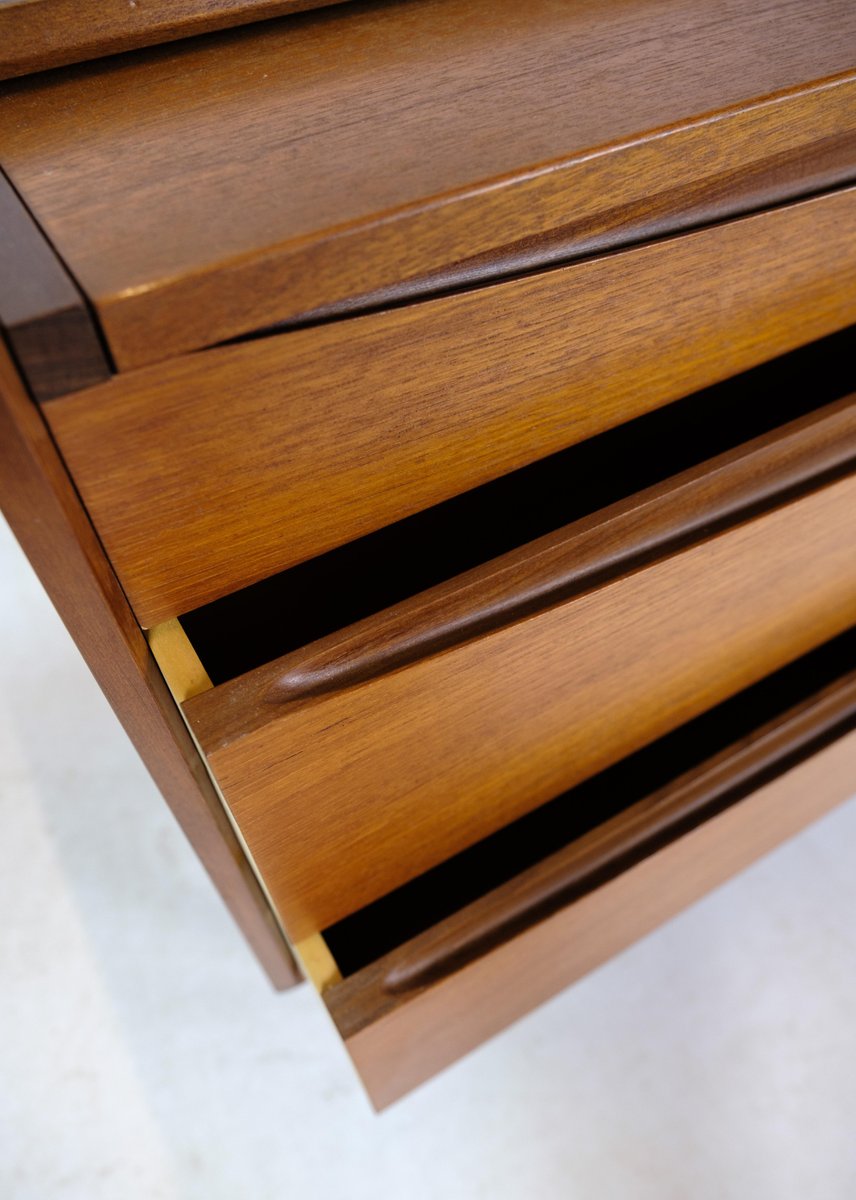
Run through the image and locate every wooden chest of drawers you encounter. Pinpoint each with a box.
[1,0,855,1109]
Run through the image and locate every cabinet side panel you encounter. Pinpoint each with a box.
[0,340,300,989]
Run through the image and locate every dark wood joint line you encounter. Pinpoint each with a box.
[0,168,112,402]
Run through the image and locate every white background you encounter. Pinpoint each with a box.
[2,514,855,1200]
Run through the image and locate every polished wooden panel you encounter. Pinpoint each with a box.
[0,0,349,80]
[0,171,110,400]
[0,0,854,365]
[0,340,300,989]
[250,397,856,709]
[329,727,856,1109]
[185,475,856,940]
[336,669,856,1002]
[44,188,856,626]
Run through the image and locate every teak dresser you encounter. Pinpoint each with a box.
[1,0,855,1109]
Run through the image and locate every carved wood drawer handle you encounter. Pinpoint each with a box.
[266,396,856,705]
[379,671,856,993]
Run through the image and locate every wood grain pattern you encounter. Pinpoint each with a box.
[329,726,856,1110]
[337,669,856,1005]
[185,474,856,941]
[0,339,300,989]
[0,170,110,400]
[255,397,856,708]
[0,0,854,366]
[44,187,856,627]
[0,0,349,80]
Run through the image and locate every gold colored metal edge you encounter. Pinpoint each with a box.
[294,932,344,993]
[146,617,304,974]
[147,616,213,702]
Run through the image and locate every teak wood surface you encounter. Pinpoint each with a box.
[44,187,856,627]
[185,474,856,941]
[0,340,300,989]
[255,397,856,708]
[360,669,856,1000]
[329,726,856,1109]
[0,0,854,367]
[0,0,349,80]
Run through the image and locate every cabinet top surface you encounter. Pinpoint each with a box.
[0,0,351,81]
[1,0,854,369]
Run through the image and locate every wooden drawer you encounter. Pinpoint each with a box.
[3,0,855,1115]
[42,186,856,627]
[2,0,854,371]
[166,384,856,942]
[306,634,856,1108]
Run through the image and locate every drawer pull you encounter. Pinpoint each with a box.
[267,397,856,705]
[379,670,856,993]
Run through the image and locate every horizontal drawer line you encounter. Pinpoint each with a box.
[226,168,856,348]
[266,395,856,705]
[376,667,856,994]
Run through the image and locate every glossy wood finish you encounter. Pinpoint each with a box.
[45,187,856,626]
[0,171,110,400]
[332,668,856,1002]
[326,724,856,1109]
[0,0,349,80]
[184,473,856,941]
[0,339,300,989]
[255,397,856,708]
[0,0,854,367]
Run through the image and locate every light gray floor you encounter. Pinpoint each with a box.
[2,512,855,1200]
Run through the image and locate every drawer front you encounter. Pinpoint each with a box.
[183,468,856,942]
[45,185,856,627]
[2,3,853,368]
[322,720,856,1110]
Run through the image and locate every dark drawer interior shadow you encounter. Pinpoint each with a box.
[182,325,856,685]
[324,627,856,977]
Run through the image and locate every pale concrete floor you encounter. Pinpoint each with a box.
[1,512,855,1200]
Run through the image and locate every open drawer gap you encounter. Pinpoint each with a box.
[155,326,856,960]
[314,627,856,986]
[180,325,856,686]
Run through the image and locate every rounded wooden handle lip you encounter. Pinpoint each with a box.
[264,397,856,706]
[378,676,856,994]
